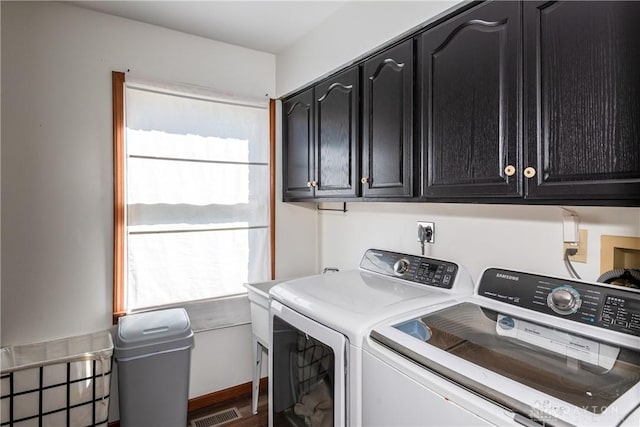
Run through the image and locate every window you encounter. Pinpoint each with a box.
[112,72,274,320]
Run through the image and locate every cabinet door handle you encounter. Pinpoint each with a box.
[361,177,369,184]
[504,165,516,177]
[524,167,536,178]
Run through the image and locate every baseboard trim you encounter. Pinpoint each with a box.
[108,377,268,427]
[188,377,268,412]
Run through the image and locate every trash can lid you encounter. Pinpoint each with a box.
[114,308,193,360]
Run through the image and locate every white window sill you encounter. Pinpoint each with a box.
[131,294,251,333]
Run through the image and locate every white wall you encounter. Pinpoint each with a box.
[0,1,3,347]
[0,0,283,417]
[276,1,640,277]
[276,0,459,96]
[2,0,639,422]
[274,100,320,279]
[273,0,465,277]
[317,203,640,281]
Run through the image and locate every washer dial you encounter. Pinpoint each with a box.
[547,286,582,315]
[393,258,410,276]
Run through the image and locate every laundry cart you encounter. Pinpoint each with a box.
[114,308,194,427]
[0,330,114,427]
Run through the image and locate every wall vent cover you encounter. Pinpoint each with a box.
[190,407,242,427]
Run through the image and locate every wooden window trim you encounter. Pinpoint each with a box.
[111,71,276,323]
[112,71,126,324]
[269,98,276,280]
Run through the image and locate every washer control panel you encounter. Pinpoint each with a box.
[478,268,640,337]
[360,249,457,289]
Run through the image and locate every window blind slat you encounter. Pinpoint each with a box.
[124,82,270,312]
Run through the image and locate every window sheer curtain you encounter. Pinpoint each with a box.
[124,77,270,328]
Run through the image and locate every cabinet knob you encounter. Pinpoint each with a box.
[504,165,516,177]
[306,181,312,188]
[524,167,536,178]
[361,177,369,184]
[311,180,317,187]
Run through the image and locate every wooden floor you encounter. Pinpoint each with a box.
[187,391,268,427]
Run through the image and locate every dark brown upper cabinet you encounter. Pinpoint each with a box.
[282,68,359,201]
[419,0,521,199]
[523,1,640,202]
[314,67,360,198]
[281,0,640,206]
[362,39,414,198]
[282,88,314,200]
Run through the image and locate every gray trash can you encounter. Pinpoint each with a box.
[114,308,194,427]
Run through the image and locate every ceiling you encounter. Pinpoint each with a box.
[67,1,348,54]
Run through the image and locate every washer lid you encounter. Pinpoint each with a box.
[371,300,640,427]
[270,269,470,345]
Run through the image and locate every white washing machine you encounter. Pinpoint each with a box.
[364,267,640,426]
[268,248,474,426]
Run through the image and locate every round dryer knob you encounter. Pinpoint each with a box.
[393,259,410,276]
[547,286,582,315]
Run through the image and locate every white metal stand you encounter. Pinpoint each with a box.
[251,335,268,414]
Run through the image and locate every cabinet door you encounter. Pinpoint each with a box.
[524,1,640,203]
[314,67,360,198]
[282,89,314,200]
[420,1,521,199]
[362,39,414,198]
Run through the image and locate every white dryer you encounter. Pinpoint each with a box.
[364,267,640,426]
[268,248,474,426]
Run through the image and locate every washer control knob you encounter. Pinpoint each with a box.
[547,286,582,315]
[393,259,410,276]
[552,289,574,308]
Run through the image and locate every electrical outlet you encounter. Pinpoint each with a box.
[417,221,435,244]
[563,229,588,263]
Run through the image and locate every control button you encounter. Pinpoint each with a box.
[443,275,451,284]
[614,320,628,328]
[446,266,455,273]
[630,324,640,331]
